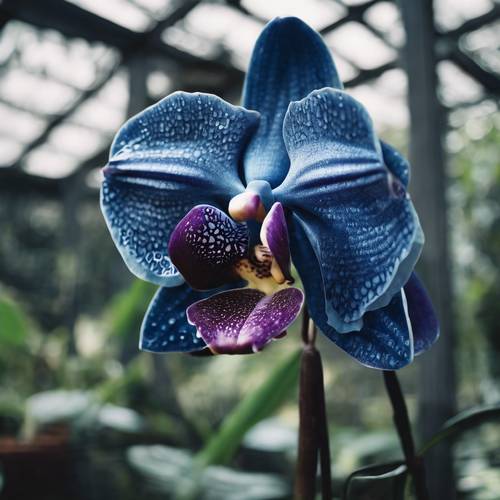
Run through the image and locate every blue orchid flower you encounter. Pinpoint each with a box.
[101,17,439,369]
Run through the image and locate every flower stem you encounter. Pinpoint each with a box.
[383,370,429,500]
[294,310,332,500]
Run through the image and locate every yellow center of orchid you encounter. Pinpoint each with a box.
[228,193,292,295]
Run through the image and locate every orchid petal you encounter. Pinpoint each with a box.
[186,287,304,354]
[381,141,410,188]
[242,17,341,188]
[168,205,248,290]
[289,221,413,369]
[101,92,259,286]
[404,273,439,355]
[260,202,293,283]
[326,291,414,369]
[275,88,423,332]
[140,284,209,353]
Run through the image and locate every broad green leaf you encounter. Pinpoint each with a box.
[194,348,301,467]
[419,404,500,456]
[0,295,30,347]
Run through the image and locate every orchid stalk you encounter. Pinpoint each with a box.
[100,16,439,497]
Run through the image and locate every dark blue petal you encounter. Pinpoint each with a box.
[329,292,414,369]
[101,180,190,286]
[290,220,413,369]
[276,88,423,332]
[140,284,210,353]
[381,141,410,188]
[404,273,439,355]
[101,92,259,286]
[242,17,341,188]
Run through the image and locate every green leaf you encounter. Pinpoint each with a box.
[419,404,500,456]
[106,279,156,339]
[343,461,410,500]
[0,295,30,347]
[194,348,301,467]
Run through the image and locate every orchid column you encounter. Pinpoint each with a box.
[100,16,439,498]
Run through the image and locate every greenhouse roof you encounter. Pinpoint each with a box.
[0,0,498,190]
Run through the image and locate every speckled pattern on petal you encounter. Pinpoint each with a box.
[140,284,210,353]
[186,287,304,354]
[238,288,304,350]
[289,218,414,369]
[275,88,423,333]
[101,180,191,286]
[328,291,414,370]
[168,205,248,290]
[101,91,258,286]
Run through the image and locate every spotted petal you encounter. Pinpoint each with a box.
[275,88,423,332]
[242,17,341,188]
[101,92,259,286]
[186,288,304,354]
[328,291,414,369]
[168,205,248,290]
[404,273,439,355]
[140,284,210,353]
[289,221,413,369]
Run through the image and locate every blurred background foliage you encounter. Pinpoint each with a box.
[0,0,499,498]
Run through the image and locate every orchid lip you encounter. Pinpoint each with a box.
[186,287,304,355]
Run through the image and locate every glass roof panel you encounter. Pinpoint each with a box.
[339,0,367,6]
[163,26,220,60]
[67,0,154,32]
[71,99,126,134]
[349,69,408,130]
[333,54,358,83]
[241,0,347,30]
[21,37,115,91]
[462,21,500,74]
[0,67,78,115]
[166,4,263,69]
[131,0,175,20]
[438,61,484,107]
[0,137,25,166]
[23,146,81,178]
[0,0,495,185]
[0,102,47,143]
[325,23,396,70]
[47,123,108,157]
[364,1,405,47]
[434,0,493,30]
[95,70,129,109]
[1,21,117,91]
